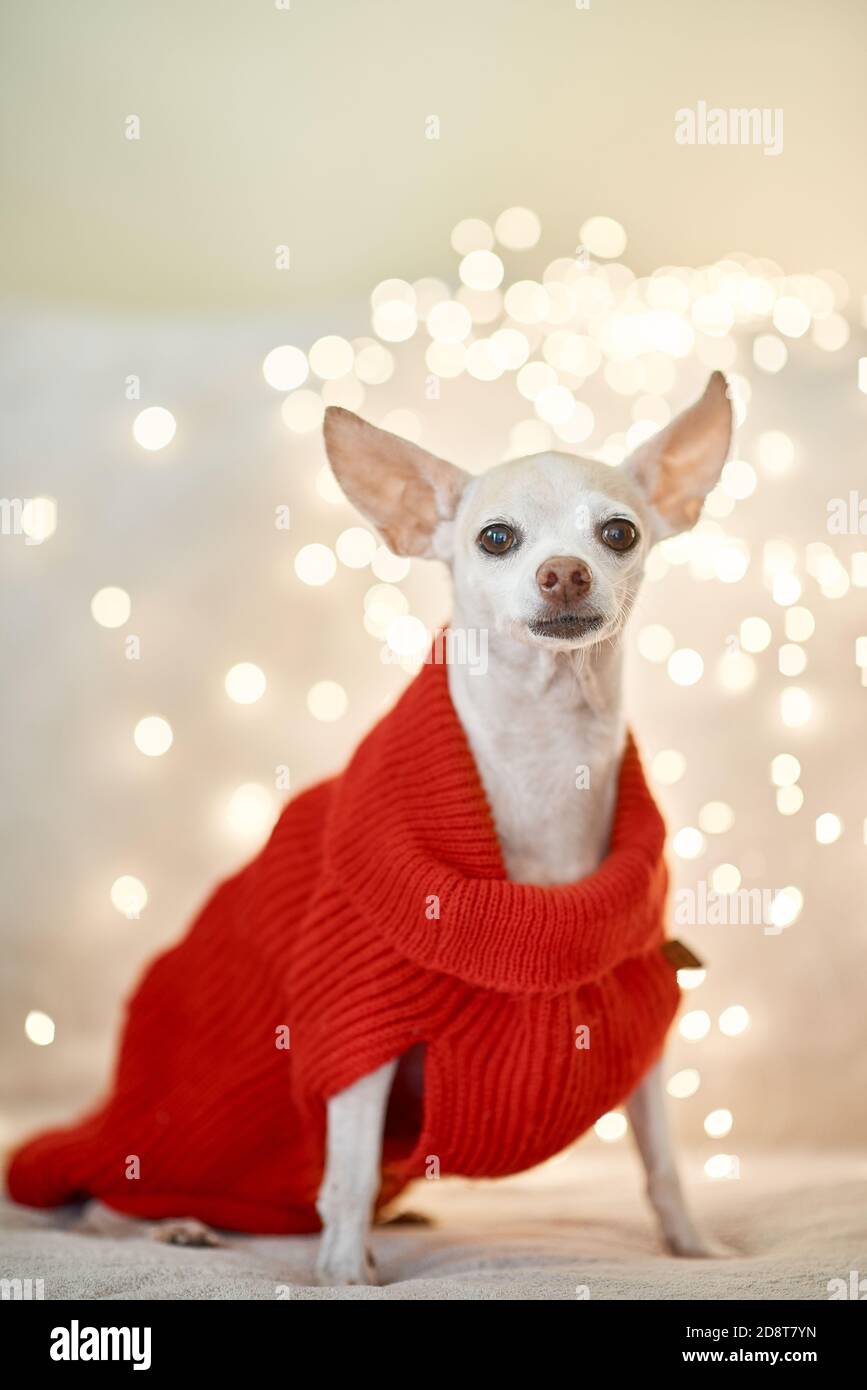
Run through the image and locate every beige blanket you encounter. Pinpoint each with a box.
[3,1149,865,1300]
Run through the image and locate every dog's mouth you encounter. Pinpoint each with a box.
[526,612,607,642]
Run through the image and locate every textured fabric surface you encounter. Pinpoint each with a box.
[6,655,678,1233]
[2,1151,865,1301]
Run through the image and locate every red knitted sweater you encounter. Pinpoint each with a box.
[7,654,679,1233]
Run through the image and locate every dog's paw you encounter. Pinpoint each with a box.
[151,1218,224,1248]
[316,1227,378,1285]
[693,1238,738,1260]
[315,1253,377,1286]
[664,1227,730,1259]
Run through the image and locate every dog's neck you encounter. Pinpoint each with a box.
[447,617,627,885]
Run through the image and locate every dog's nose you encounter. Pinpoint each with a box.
[535,556,592,605]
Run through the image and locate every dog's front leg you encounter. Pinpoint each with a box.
[315,1057,398,1286]
[625,1059,709,1257]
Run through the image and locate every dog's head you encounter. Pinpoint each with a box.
[324,372,732,650]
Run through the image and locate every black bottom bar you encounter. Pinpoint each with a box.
[6,1296,861,1373]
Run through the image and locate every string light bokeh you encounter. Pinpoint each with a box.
[2,208,866,1185]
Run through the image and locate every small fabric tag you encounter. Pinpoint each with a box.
[661,939,704,970]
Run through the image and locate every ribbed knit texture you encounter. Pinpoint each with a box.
[6,654,679,1233]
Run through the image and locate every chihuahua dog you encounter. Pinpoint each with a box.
[73,372,731,1283]
[313,370,732,1283]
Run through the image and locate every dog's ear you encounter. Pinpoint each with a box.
[625,372,732,536]
[323,407,469,558]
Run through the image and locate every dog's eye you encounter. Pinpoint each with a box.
[600,518,638,552]
[478,524,516,555]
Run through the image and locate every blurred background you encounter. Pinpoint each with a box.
[2,0,866,1182]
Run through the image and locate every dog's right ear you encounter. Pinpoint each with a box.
[323,408,469,559]
[625,371,732,538]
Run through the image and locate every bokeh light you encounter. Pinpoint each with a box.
[295,543,337,586]
[780,686,812,727]
[815,813,842,845]
[739,617,771,652]
[282,390,325,433]
[652,749,686,785]
[133,716,173,757]
[450,218,494,255]
[91,587,131,628]
[785,607,815,642]
[594,1111,628,1143]
[21,497,58,542]
[672,827,705,860]
[680,1010,711,1041]
[459,250,505,291]
[699,801,734,834]
[771,753,801,786]
[711,863,742,893]
[638,624,675,662]
[224,662,267,704]
[667,1069,701,1100]
[307,680,348,722]
[111,875,148,917]
[262,345,308,390]
[494,206,541,250]
[25,1011,55,1047]
[719,1005,750,1037]
[226,783,277,838]
[133,406,176,451]
[752,334,787,372]
[354,343,395,384]
[309,335,354,380]
[705,1154,739,1181]
[371,546,411,582]
[668,648,704,686]
[579,216,627,258]
[336,527,376,568]
[704,1109,733,1138]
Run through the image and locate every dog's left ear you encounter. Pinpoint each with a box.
[323,407,469,558]
[625,372,732,536]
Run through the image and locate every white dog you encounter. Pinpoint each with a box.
[62,372,731,1285]
[314,371,732,1283]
